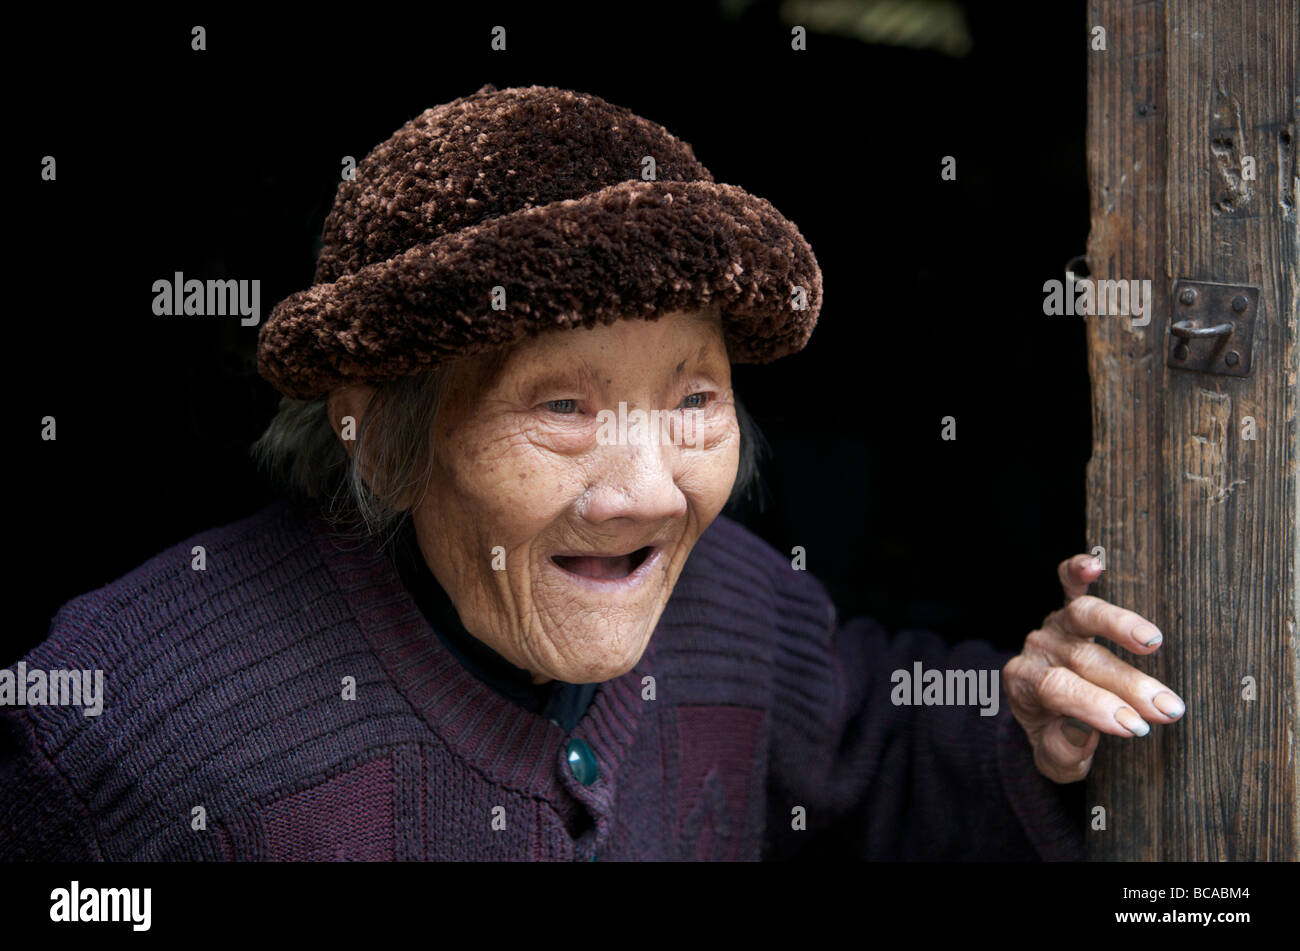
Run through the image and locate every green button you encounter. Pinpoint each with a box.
[566,737,598,786]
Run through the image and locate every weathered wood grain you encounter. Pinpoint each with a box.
[1084,0,1298,860]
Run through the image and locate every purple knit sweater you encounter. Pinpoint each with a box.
[2,501,1083,861]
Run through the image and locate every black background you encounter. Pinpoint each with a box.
[14,1,1093,663]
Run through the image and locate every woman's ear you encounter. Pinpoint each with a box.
[325,384,376,458]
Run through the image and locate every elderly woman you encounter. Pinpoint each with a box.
[2,85,1183,861]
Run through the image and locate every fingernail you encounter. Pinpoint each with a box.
[1063,717,1094,746]
[1138,624,1163,647]
[1152,692,1185,718]
[1088,558,1103,572]
[1115,708,1150,737]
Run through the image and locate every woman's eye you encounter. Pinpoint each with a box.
[543,399,579,414]
[680,392,710,409]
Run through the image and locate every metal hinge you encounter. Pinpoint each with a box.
[1167,280,1258,376]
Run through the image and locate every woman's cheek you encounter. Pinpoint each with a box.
[677,409,740,513]
[449,424,587,539]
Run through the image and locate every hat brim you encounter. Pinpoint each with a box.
[257,179,822,399]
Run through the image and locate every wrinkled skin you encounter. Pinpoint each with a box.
[1003,555,1185,782]
[331,308,740,685]
[330,309,1185,781]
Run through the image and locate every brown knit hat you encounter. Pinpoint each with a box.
[256,84,823,400]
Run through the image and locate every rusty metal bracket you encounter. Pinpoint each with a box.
[1167,280,1258,376]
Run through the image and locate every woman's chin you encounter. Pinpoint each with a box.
[539,623,656,684]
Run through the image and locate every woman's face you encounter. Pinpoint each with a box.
[413,309,740,685]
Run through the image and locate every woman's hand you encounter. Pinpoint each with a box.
[1002,554,1186,783]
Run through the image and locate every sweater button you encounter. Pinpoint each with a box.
[566,737,598,786]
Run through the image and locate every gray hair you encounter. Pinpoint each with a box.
[252,364,764,544]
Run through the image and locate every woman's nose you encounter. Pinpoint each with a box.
[577,438,688,526]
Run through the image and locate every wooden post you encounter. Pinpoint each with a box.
[1084,0,1298,860]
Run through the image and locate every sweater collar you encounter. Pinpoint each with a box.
[305,511,660,801]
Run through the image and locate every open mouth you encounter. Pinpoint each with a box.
[551,546,654,581]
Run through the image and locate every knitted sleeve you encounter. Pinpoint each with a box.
[0,706,105,860]
[762,568,1085,861]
